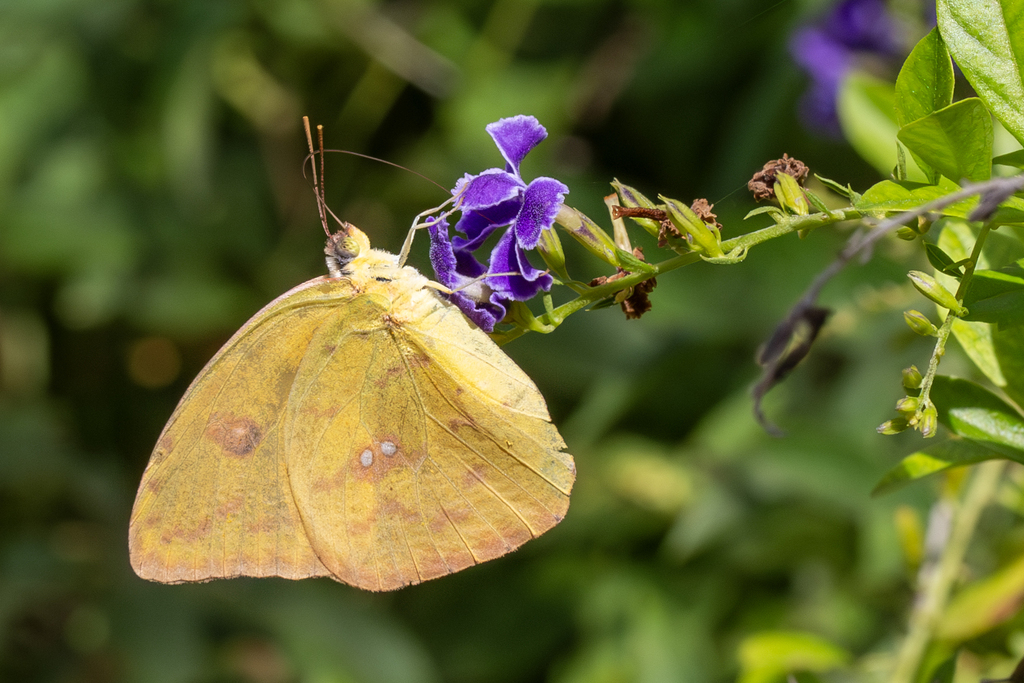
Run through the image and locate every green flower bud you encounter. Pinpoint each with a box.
[536,225,569,281]
[555,205,620,266]
[774,172,809,215]
[919,405,938,438]
[611,179,661,238]
[612,179,658,209]
[902,365,923,389]
[907,270,967,315]
[904,309,939,336]
[895,396,919,415]
[660,195,724,257]
[878,417,910,435]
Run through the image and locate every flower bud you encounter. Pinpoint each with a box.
[895,396,919,415]
[660,195,724,257]
[878,417,910,435]
[907,271,967,315]
[902,366,923,389]
[919,405,938,438]
[555,205,620,266]
[613,179,657,209]
[612,179,661,238]
[904,309,938,336]
[774,172,809,215]
[536,225,569,281]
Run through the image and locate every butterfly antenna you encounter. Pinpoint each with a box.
[303,116,338,238]
[323,149,449,195]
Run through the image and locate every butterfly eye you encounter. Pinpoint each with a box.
[324,231,365,275]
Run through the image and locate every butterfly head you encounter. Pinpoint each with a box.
[324,223,372,277]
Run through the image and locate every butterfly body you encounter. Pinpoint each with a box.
[129,226,574,591]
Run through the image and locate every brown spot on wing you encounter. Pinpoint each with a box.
[215,496,244,522]
[205,413,263,457]
[406,351,430,368]
[448,417,475,432]
[160,515,213,545]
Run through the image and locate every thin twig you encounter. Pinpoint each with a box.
[890,460,1007,683]
[753,174,1024,434]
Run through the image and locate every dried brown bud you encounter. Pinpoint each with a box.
[748,154,810,202]
[689,198,722,231]
[658,219,682,247]
[610,205,668,221]
[589,248,657,320]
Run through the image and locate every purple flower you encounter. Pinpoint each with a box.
[789,0,902,135]
[428,115,568,332]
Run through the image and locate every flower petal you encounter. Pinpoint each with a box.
[427,217,506,332]
[487,228,553,302]
[514,176,568,250]
[824,0,897,53]
[451,197,521,251]
[427,217,461,289]
[455,169,523,210]
[486,115,548,176]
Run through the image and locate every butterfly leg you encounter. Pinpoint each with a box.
[398,199,459,267]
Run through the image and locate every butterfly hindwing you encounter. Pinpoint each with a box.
[285,280,575,591]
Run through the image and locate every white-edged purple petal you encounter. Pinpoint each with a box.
[455,168,523,211]
[486,115,548,176]
[451,197,520,251]
[427,217,461,289]
[487,228,553,302]
[427,217,506,332]
[514,176,568,250]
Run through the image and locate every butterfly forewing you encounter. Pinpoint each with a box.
[128,281,346,582]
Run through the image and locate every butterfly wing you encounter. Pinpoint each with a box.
[129,278,354,582]
[285,282,575,591]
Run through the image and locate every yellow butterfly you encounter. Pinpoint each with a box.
[128,122,575,591]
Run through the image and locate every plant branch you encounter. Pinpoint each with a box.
[889,460,1007,683]
[753,174,1024,433]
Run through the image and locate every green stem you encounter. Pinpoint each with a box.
[916,311,955,420]
[916,222,991,424]
[889,460,1006,683]
[491,207,862,345]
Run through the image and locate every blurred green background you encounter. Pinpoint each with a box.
[5,0,1019,682]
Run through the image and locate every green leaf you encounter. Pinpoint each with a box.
[897,28,955,127]
[856,177,973,215]
[993,149,1024,168]
[744,206,785,220]
[962,264,1024,326]
[614,247,656,274]
[925,242,963,276]
[896,28,955,184]
[897,98,994,182]
[873,437,1004,495]
[992,328,1024,409]
[936,552,1024,642]
[815,175,856,198]
[803,187,831,214]
[937,0,1024,145]
[737,631,849,683]
[838,71,927,179]
[927,653,959,683]
[930,375,1024,458]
